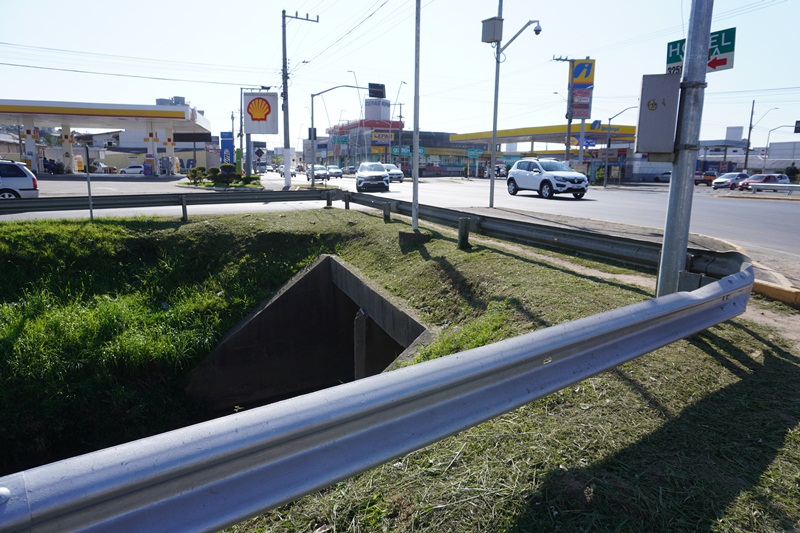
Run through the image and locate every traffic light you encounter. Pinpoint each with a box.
[308,127,317,140]
[368,83,386,99]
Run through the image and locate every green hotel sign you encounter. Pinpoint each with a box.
[666,27,735,75]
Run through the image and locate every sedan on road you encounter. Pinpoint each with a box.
[383,163,404,182]
[326,165,343,179]
[306,165,329,182]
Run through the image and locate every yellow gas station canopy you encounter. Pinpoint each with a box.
[450,122,636,146]
[0,99,211,133]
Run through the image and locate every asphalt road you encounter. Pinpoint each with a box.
[11,172,800,289]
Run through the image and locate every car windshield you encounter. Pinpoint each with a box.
[539,160,574,172]
[384,164,398,170]
[362,163,385,172]
[328,166,340,170]
[718,173,738,179]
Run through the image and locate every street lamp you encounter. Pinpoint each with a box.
[763,124,793,172]
[390,81,406,165]
[603,106,637,187]
[484,4,541,207]
[743,103,778,171]
[348,70,361,166]
[309,84,366,186]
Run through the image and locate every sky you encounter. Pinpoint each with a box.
[1,0,797,152]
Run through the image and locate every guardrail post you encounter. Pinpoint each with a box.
[326,191,333,208]
[180,195,188,222]
[344,192,351,210]
[383,202,391,223]
[458,217,470,249]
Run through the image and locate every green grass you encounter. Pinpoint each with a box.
[1,209,798,532]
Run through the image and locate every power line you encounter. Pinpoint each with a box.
[0,61,262,87]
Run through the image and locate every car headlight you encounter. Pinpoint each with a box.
[553,175,566,182]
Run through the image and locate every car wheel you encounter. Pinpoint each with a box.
[399,178,403,183]
[507,179,519,195]
[573,192,585,199]
[120,171,126,174]
[653,176,660,183]
[705,181,711,186]
[0,189,21,199]
[539,181,554,199]
[356,186,364,193]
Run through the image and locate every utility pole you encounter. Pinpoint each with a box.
[743,100,754,171]
[656,0,713,297]
[281,10,318,185]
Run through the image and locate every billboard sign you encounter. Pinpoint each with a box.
[220,131,234,165]
[243,92,279,134]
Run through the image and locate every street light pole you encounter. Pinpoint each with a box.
[485,2,541,207]
[603,106,637,187]
[743,103,778,172]
[390,82,406,166]
[763,125,793,173]
[348,70,361,166]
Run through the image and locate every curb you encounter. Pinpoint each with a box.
[753,280,800,307]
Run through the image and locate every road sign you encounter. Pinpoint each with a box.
[466,148,482,158]
[570,59,595,89]
[254,148,264,158]
[666,27,735,75]
[795,120,800,134]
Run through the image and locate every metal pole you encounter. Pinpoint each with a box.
[412,0,421,229]
[310,95,316,186]
[565,59,574,162]
[84,145,93,222]
[604,118,611,187]
[239,88,244,173]
[743,99,754,171]
[281,11,290,152]
[488,0,503,208]
[763,125,793,172]
[656,0,713,297]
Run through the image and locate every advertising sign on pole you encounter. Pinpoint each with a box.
[243,92,279,135]
[220,132,235,165]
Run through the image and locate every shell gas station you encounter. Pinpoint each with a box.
[0,99,211,175]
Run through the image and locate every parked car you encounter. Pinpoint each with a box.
[344,165,357,174]
[694,170,717,186]
[383,163,404,182]
[654,171,671,182]
[91,161,116,174]
[355,162,390,192]
[506,158,588,199]
[0,159,39,199]
[712,172,748,190]
[265,165,274,172]
[119,165,144,175]
[738,174,790,191]
[306,164,329,181]
[326,165,343,179]
[483,164,507,178]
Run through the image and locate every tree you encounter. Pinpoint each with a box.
[784,162,798,182]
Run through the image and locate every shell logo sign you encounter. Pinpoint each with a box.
[247,97,271,121]
[243,92,279,134]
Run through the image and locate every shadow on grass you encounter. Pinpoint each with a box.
[508,324,800,531]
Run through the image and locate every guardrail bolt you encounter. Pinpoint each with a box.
[0,486,11,505]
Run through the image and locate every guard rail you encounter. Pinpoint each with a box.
[0,262,753,532]
[0,190,340,221]
[749,183,799,195]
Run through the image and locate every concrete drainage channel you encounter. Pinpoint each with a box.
[186,255,431,413]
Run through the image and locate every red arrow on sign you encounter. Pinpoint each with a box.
[708,56,728,70]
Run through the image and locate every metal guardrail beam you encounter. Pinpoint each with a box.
[0,266,753,532]
[0,190,340,216]
[749,183,799,195]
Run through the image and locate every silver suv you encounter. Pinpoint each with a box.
[506,158,588,199]
[0,159,40,199]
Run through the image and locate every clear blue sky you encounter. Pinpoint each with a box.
[1,0,796,152]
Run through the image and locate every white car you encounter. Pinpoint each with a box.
[355,162,389,192]
[506,158,588,199]
[120,165,144,175]
[383,163,404,183]
[326,165,343,178]
[0,159,40,199]
[712,172,749,190]
[306,165,329,181]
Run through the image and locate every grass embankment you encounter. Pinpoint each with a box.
[1,209,798,531]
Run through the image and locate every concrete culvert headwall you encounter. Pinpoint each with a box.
[186,255,429,414]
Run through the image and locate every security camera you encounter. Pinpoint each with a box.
[533,23,542,35]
